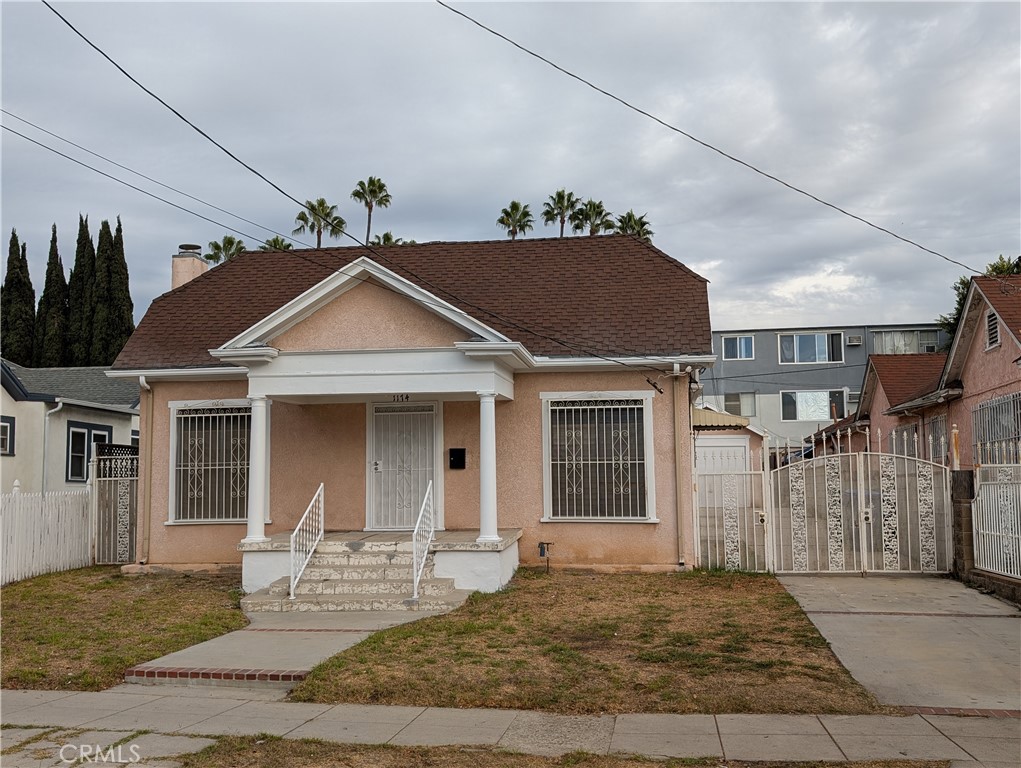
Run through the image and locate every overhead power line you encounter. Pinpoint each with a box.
[37,1,695,376]
[2,108,305,249]
[434,0,991,279]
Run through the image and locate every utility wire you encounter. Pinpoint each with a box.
[3,124,272,248]
[435,0,996,280]
[2,108,306,249]
[5,116,686,372]
[38,0,687,377]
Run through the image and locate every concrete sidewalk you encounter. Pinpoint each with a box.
[2,687,1019,767]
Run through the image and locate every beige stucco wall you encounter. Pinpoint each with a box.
[272,279,472,351]
[1,389,45,493]
[140,369,694,570]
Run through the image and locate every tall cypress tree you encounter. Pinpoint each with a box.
[33,224,70,367]
[89,219,115,365]
[1,229,37,366]
[67,215,96,366]
[108,217,135,355]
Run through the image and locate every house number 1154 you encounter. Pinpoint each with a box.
[392,394,411,402]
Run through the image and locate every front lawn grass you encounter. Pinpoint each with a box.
[180,736,947,768]
[290,569,882,715]
[1,566,247,691]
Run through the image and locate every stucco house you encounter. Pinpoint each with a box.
[108,236,714,598]
[1,360,139,493]
[808,275,1021,467]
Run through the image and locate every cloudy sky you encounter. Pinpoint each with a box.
[2,1,1018,335]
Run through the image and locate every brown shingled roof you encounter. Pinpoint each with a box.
[975,275,1021,344]
[114,235,711,370]
[869,353,948,409]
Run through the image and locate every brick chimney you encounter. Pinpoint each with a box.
[172,244,208,290]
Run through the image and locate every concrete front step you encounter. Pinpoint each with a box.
[316,538,415,554]
[308,552,416,567]
[241,588,472,613]
[300,564,433,581]
[267,575,455,597]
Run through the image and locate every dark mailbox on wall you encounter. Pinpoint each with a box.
[448,448,466,470]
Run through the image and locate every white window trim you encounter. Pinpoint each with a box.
[539,390,657,523]
[777,332,844,365]
[0,419,12,456]
[67,426,89,481]
[721,334,754,361]
[167,398,254,525]
[779,389,847,423]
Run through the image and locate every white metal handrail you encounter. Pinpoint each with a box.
[290,483,324,599]
[411,480,435,600]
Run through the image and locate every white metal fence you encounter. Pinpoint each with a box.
[290,483,324,599]
[974,463,1021,579]
[412,480,436,600]
[1,483,93,585]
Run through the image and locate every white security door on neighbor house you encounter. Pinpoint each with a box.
[369,403,436,529]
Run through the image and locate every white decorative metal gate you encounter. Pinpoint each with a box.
[696,449,952,574]
[974,463,1021,579]
[93,444,138,565]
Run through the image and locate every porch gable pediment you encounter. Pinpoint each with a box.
[217,257,511,353]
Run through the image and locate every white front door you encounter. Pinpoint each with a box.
[369,403,436,529]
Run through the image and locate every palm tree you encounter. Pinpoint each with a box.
[541,189,580,237]
[293,198,347,249]
[369,231,416,246]
[615,210,654,242]
[570,199,616,236]
[496,201,534,240]
[350,176,392,243]
[204,235,246,264]
[258,236,293,251]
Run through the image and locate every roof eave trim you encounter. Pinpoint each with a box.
[221,256,512,350]
[55,397,139,415]
[884,387,963,416]
[209,347,279,364]
[530,354,716,371]
[106,367,249,381]
[455,341,535,370]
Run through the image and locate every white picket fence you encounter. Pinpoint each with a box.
[1,483,93,586]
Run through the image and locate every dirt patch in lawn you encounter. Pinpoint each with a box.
[290,569,882,714]
[1,566,247,691]
[180,736,946,768]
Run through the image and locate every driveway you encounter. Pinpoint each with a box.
[780,574,1021,711]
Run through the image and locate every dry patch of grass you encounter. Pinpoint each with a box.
[1,566,247,690]
[180,736,947,768]
[291,569,881,714]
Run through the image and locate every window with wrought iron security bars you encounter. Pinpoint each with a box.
[548,399,648,519]
[174,406,251,521]
[890,424,919,457]
[924,414,948,465]
[973,392,1021,465]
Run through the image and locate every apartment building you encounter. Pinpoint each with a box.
[700,323,948,442]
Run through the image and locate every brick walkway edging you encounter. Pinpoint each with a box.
[124,666,307,683]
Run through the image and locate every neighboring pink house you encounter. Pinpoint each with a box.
[109,237,714,594]
[815,275,1020,467]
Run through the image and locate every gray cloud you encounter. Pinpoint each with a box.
[2,1,1017,338]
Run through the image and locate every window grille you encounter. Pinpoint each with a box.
[973,392,1021,464]
[174,406,251,521]
[925,414,948,463]
[548,399,648,519]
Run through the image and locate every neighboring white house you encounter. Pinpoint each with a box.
[1,360,139,493]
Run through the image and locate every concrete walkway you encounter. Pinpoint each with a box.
[123,610,443,687]
[2,687,1019,767]
[781,574,1021,712]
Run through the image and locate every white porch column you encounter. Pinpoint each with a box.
[477,391,499,542]
[243,395,271,543]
